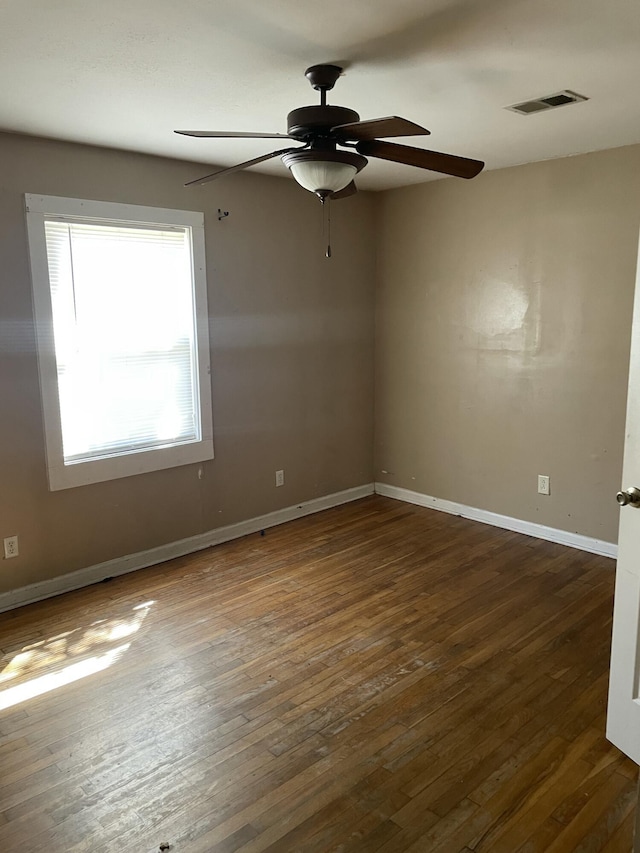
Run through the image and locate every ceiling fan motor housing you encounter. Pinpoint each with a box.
[287,106,360,140]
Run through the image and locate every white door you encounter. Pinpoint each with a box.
[607,235,640,765]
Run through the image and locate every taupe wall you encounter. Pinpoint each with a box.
[0,133,375,594]
[3,133,638,599]
[375,144,640,543]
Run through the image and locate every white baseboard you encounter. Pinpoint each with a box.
[374,482,617,559]
[0,483,375,614]
[2,480,613,614]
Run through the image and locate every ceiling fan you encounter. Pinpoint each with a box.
[176,64,485,200]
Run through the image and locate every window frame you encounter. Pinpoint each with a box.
[25,194,214,491]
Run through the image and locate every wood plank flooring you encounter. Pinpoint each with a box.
[0,495,636,852]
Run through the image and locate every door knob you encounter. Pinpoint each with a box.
[616,486,640,507]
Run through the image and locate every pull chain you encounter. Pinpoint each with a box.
[318,193,332,258]
[320,195,332,258]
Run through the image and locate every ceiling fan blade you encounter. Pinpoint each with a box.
[330,181,358,200]
[356,140,484,179]
[184,147,301,187]
[332,116,430,142]
[175,130,292,139]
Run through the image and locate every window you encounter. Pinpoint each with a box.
[25,195,213,491]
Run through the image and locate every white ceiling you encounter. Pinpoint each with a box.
[2,0,639,190]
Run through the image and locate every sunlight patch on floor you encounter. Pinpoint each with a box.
[0,600,154,711]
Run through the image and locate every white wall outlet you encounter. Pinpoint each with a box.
[275,469,284,487]
[3,535,19,559]
[538,475,550,496]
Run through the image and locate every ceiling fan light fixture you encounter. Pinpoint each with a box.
[281,149,367,198]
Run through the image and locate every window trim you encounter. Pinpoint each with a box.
[25,194,214,491]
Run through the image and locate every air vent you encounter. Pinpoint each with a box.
[506,90,588,116]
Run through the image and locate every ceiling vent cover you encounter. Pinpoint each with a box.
[506,90,588,116]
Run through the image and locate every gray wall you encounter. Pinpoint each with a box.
[3,133,640,599]
[0,132,376,594]
[375,144,640,543]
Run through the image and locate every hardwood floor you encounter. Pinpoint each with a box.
[0,495,636,852]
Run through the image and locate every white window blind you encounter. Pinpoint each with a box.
[44,219,201,464]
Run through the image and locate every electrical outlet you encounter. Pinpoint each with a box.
[538,475,550,496]
[275,469,284,487]
[3,535,19,559]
